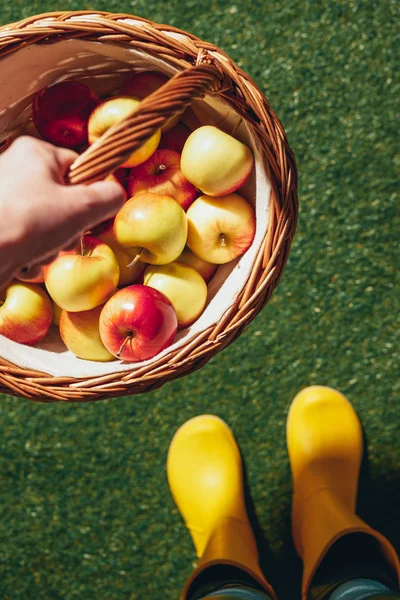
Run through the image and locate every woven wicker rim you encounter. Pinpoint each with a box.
[0,11,298,402]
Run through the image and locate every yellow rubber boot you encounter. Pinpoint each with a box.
[287,386,400,600]
[167,415,275,600]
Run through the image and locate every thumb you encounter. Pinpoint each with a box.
[79,180,126,226]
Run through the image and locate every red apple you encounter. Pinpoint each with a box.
[0,281,52,345]
[33,81,99,148]
[128,149,196,211]
[99,285,178,362]
[159,122,191,154]
[120,71,180,131]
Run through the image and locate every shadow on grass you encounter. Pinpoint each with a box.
[358,427,400,554]
[242,457,303,600]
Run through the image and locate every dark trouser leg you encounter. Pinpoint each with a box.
[310,534,400,600]
[188,565,273,600]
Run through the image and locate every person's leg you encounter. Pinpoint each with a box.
[167,415,276,600]
[328,578,400,600]
[287,386,400,600]
[187,565,272,600]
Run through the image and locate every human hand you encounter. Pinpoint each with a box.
[0,136,125,286]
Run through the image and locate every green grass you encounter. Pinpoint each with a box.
[0,1,399,598]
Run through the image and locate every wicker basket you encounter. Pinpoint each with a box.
[0,11,298,402]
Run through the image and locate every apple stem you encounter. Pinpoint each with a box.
[156,164,167,175]
[80,236,85,256]
[127,248,144,269]
[116,333,133,358]
[219,233,227,247]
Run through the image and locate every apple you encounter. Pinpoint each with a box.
[144,262,207,328]
[60,304,115,362]
[88,97,161,167]
[120,71,180,131]
[177,247,218,282]
[0,281,52,345]
[33,81,99,148]
[110,167,131,195]
[96,221,145,286]
[186,193,256,264]
[128,149,196,211]
[114,192,188,265]
[159,122,191,153]
[181,125,254,196]
[45,235,120,312]
[99,284,178,362]
[52,299,62,326]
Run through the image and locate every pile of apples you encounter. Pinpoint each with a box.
[0,71,257,363]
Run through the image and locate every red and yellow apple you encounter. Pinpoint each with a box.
[128,149,196,211]
[99,284,178,362]
[177,247,218,282]
[60,304,115,362]
[181,125,254,196]
[33,81,99,148]
[45,235,120,312]
[144,262,208,328]
[114,192,188,265]
[186,193,256,264]
[88,97,161,167]
[96,221,145,286]
[0,281,52,345]
[120,71,180,130]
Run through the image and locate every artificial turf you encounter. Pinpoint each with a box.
[0,1,399,598]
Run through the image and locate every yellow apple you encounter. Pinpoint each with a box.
[45,236,120,312]
[114,192,188,265]
[143,262,208,328]
[177,247,218,282]
[96,221,145,286]
[186,193,256,264]
[52,299,62,326]
[0,281,52,345]
[60,304,115,362]
[181,125,254,196]
[88,97,161,168]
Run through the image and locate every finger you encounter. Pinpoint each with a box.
[67,180,125,230]
[52,146,80,182]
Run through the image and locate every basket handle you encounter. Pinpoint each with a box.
[67,62,227,186]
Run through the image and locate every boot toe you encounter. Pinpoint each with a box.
[167,415,245,557]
